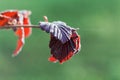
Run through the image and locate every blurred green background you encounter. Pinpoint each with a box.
[0,0,119,80]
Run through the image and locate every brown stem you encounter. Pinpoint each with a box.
[0,25,40,29]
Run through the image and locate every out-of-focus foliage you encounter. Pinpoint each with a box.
[0,0,120,80]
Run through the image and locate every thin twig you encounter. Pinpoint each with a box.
[0,25,40,29]
[0,16,48,29]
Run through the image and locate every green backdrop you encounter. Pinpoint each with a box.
[0,0,119,80]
